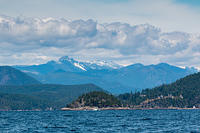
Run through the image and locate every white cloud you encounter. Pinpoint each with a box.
[1,0,200,33]
[0,15,200,68]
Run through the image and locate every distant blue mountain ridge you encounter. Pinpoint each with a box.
[14,56,198,94]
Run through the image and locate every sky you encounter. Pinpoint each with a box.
[0,0,200,68]
[0,0,200,33]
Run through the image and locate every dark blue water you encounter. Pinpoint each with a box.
[0,110,200,133]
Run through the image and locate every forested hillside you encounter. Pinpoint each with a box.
[67,91,121,108]
[118,72,200,108]
[0,84,103,110]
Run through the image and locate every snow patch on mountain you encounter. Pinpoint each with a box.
[84,60,121,69]
[22,70,39,75]
[195,67,200,71]
[73,63,87,71]
[57,56,122,71]
[178,66,199,73]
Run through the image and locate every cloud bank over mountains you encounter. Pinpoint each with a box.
[0,15,200,68]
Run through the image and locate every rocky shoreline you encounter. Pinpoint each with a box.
[60,106,200,111]
[61,107,131,111]
[0,107,199,111]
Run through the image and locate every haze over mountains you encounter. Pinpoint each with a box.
[0,66,41,85]
[15,56,198,94]
[0,64,200,110]
[0,66,103,110]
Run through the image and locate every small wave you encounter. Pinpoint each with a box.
[44,126,67,129]
[63,114,73,117]
[141,118,152,121]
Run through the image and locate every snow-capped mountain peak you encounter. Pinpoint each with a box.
[57,56,121,71]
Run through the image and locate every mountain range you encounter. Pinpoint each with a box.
[0,66,41,85]
[1,65,200,110]
[14,56,198,94]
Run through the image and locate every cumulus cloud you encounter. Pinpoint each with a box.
[0,15,200,68]
[1,0,200,33]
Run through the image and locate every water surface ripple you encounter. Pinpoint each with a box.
[0,110,200,133]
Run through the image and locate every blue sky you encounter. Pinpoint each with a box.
[0,0,200,67]
[175,0,200,6]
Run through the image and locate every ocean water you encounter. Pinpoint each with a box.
[0,110,200,133]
